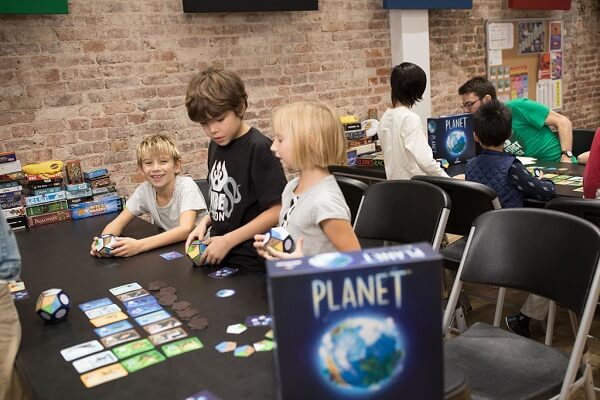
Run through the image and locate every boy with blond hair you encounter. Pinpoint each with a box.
[185,67,287,269]
[90,134,207,257]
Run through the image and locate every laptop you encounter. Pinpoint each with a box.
[427,113,478,165]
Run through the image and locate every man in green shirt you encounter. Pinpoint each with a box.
[458,77,573,162]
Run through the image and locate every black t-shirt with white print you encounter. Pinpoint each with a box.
[207,127,287,270]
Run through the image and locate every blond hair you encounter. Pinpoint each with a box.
[272,102,347,170]
[185,67,248,124]
[136,134,182,167]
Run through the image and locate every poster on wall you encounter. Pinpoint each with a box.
[551,51,562,79]
[487,22,514,50]
[510,65,529,99]
[538,53,551,80]
[549,21,562,51]
[519,21,546,54]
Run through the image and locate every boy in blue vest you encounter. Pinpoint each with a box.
[466,99,556,337]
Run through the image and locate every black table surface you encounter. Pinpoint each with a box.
[14,214,274,400]
[330,160,585,198]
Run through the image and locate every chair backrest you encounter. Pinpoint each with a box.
[333,175,369,225]
[572,128,596,156]
[353,180,451,250]
[194,179,210,206]
[545,197,600,228]
[458,209,600,314]
[411,175,500,235]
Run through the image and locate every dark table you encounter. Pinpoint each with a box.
[14,214,274,400]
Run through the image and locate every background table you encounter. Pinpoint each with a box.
[14,214,274,400]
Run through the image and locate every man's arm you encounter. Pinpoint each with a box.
[545,111,573,163]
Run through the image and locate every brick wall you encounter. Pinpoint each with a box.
[1,0,598,196]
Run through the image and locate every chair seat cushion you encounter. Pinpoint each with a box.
[445,322,570,400]
[440,237,467,270]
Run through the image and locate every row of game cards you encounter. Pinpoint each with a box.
[60,282,203,388]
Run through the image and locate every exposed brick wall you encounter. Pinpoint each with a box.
[429,0,600,129]
[0,0,390,195]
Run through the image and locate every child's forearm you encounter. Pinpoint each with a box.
[138,226,193,253]
[223,205,281,247]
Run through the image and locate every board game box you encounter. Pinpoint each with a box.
[70,198,123,220]
[267,243,443,400]
[427,113,477,165]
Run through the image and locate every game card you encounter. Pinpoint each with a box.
[161,337,203,358]
[61,340,104,362]
[126,302,163,318]
[85,304,122,320]
[111,338,154,360]
[160,251,184,260]
[94,320,134,338]
[100,329,141,348]
[148,327,188,346]
[12,290,29,301]
[79,297,114,312]
[143,317,182,335]
[109,282,142,296]
[184,390,222,400]
[244,314,272,327]
[7,281,25,292]
[80,363,128,388]
[123,295,157,310]
[134,309,171,326]
[208,267,239,279]
[90,311,128,328]
[72,350,118,374]
[120,350,166,373]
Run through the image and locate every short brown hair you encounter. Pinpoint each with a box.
[185,67,248,124]
[136,134,181,167]
[272,102,347,170]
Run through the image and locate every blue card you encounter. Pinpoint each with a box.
[208,267,239,279]
[135,310,171,326]
[11,290,29,301]
[79,297,113,312]
[124,295,157,310]
[94,320,134,338]
[244,314,272,327]
[160,251,183,260]
[127,302,163,318]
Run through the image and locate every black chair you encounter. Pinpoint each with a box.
[194,178,210,206]
[443,209,600,400]
[353,180,451,251]
[573,128,596,157]
[334,175,368,225]
[546,197,600,228]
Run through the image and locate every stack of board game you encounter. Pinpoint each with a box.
[0,151,26,230]
[64,160,93,206]
[340,115,377,166]
[21,161,70,228]
[70,168,123,220]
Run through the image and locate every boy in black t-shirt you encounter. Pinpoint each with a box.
[184,67,287,270]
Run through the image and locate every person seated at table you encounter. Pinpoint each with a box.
[253,101,361,259]
[378,62,449,180]
[90,134,207,257]
[459,76,575,163]
[583,128,600,199]
[184,67,287,269]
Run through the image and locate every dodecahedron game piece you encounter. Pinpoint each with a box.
[186,240,207,266]
[263,227,295,253]
[94,234,118,257]
[36,288,71,322]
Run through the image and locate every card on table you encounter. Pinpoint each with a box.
[85,304,121,320]
[160,251,183,260]
[60,340,104,362]
[7,281,25,292]
[100,329,141,348]
[143,317,182,335]
[72,350,118,374]
[207,267,239,279]
[244,314,272,327]
[94,320,134,338]
[90,311,128,328]
[134,309,171,326]
[80,363,128,388]
[161,337,203,358]
[11,290,29,301]
[109,282,142,296]
[184,390,222,400]
[123,295,157,310]
[127,302,163,318]
[120,350,166,373]
[111,338,154,360]
[79,297,113,312]
[116,289,150,302]
[148,327,188,346]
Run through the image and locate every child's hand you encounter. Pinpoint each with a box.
[253,234,268,259]
[90,237,99,257]
[185,224,207,252]
[110,237,144,257]
[200,235,234,265]
[264,237,305,260]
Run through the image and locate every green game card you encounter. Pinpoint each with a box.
[112,339,154,360]
[161,337,203,358]
[120,350,165,373]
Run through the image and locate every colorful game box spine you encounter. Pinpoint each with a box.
[0,180,19,190]
[70,198,123,220]
[25,180,62,191]
[24,172,63,181]
[356,154,385,168]
[88,176,111,188]
[2,206,25,219]
[0,195,23,210]
[65,160,84,184]
[29,186,62,196]
[65,182,90,192]
[66,188,93,199]
[0,152,17,164]
[84,168,108,180]
[0,185,22,195]
[267,243,443,400]
[0,160,22,175]
[92,192,120,202]
[92,184,116,196]
[27,210,71,227]
[25,200,69,218]
[25,191,67,207]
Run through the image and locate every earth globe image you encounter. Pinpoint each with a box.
[318,316,404,392]
[446,129,467,156]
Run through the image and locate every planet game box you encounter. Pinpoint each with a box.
[267,243,443,400]
[427,113,477,165]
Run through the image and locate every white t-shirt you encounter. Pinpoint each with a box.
[279,175,350,256]
[126,175,207,230]
[379,106,448,180]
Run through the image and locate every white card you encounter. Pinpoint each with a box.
[72,350,118,373]
[84,304,121,320]
[60,340,104,361]
[109,282,142,296]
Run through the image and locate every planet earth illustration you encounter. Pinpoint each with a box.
[318,317,404,392]
[446,129,467,156]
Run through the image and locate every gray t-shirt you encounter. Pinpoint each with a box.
[279,175,350,256]
[126,175,207,230]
